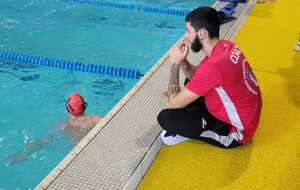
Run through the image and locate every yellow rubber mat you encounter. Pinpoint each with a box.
[138,1,300,189]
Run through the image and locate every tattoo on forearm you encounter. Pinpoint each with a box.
[164,64,181,98]
[169,64,180,85]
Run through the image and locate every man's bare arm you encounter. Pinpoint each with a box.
[168,87,200,109]
[164,63,181,98]
[181,59,198,80]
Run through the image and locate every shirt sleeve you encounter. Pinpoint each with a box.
[185,63,222,96]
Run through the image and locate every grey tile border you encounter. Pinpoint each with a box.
[34,1,255,189]
[122,133,161,190]
[141,135,159,177]
[122,161,143,190]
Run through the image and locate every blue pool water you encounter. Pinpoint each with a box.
[0,0,214,189]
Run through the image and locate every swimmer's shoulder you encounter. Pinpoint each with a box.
[90,115,102,124]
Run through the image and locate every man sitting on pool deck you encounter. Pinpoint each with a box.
[158,7,262,148]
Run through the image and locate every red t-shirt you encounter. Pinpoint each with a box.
[186,39,262,144]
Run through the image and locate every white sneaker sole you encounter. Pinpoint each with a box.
[295,43,300,52]
[161,130,191,146]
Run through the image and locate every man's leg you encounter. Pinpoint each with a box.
[157,100,241,148]
[158,108,205,139]
[197,119,241,149]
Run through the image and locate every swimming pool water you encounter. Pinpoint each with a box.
[0,0,214,189]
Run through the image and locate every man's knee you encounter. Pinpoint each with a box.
[157,109,172,130]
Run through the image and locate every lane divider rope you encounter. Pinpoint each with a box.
[0,51,142,79]
[68,0,190,16]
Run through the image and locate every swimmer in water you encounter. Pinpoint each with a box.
[6,93,102,165]
[64,92,102,143]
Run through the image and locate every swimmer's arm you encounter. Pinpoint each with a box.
[6,121,68,165]
[7,138,53,165]
[7,132,57,165]
[24,123,64,149]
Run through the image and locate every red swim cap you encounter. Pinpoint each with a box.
[66,93,87,117]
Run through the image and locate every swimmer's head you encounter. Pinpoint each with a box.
[65,93,87,117]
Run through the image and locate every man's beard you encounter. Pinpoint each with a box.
[191,35,203,53]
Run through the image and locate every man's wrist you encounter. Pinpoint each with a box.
[169,79,179,86]
[181,59,189,68]
[168,83,180,87]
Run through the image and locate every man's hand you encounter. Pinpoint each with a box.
[164,39,189,98]
[169,39,189,65]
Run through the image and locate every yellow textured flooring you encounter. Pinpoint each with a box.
[138,1,300,189]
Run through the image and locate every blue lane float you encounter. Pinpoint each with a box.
[0,51,142,79]
[219,1,238,15]
[68,0,190,16]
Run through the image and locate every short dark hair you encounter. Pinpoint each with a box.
[185,6,220,39]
